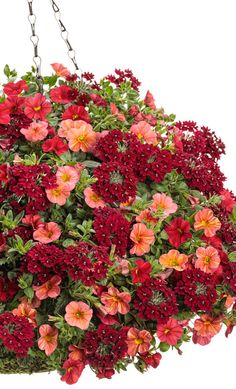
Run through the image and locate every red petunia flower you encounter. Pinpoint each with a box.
[131,259,152,284]
[50,85,77,104]
[3,80,28,96]
[62,104,90,122]
[165,217,192,248]
[61,358,85,385]
[24,93,52,120]
[42,136,69,155]
[0,102,11,124]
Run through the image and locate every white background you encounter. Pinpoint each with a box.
[0,0,235,388]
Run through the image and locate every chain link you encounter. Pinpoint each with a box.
[27,0,42,78]
[50,0,81,76]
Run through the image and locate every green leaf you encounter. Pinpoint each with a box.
[24,287,34,300]
[3,64,11,78]
[228,251,236,262]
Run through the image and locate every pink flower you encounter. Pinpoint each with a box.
[84,187,106,208]
[130,223,155,256]
[38,324,58,356]
[22,214,44,229]
[65,301,93,330]
[56,165,80,191]
[20,121,48,142]
[33,275,61,300]
[157,318,183,346]
[12,300,37,328]
[24,93,52,120]
[194,208,221,237]
[130,120,157,144]
[195,246,221,274]
[101,287,131,315]
[46,185,71,206]
[219,189,236,212]
[33,222,61,243]
[150,193,178,218]
[51,63,71,78]
[110,103,126,122]
[127,327,152,356]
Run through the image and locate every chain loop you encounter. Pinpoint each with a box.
[27,0,42,79]
[49,0,82,76]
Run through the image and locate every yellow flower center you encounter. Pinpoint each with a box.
[135,338,144,345]
[34,106,42,111]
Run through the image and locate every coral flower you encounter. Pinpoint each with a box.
[12,300,37,328]
[51,62,71,78]
[194,208,221,237]
[58,119,75,138]
[159,249,188,271]
[165,217,192,248]
[110,102,126,122]
[33,275,62,300]
[24,93,52,120]
[22,214,44,229]
[68,345,86,361]
[66,120,96,152]
[136,209,159,224]
[150,193,178,218]
[194,314,222,337]
[56,165,80,191]
[130,120,157,144]
[46,185,71,206]
[195,246,221,274]
[38,324,58,356]
[144,90,156,109]
[157,318,183,346]
[219,189,236,212]
[101,287,131,315]
[130,223,155,256]
[20,121,48,142]
[131,259,152,284]
[127,327,152,356]
[65,301,93,330]
[61,358,85,385]
[42,136,69,156]
[33,222,61,243]
[84,187,106,208]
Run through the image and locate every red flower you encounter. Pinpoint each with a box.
[3,80,28,96]
[144,90,156,109]
[90,93,107,107]
[165,217,192,248]
[0,275,18,301]
[61,358,85,385]
[157,318,183,346]
[62,105,90,122]
[50,85,77,103]
[42,136,69,156]
[24,93,52,120]
[141,352,162,368]
[0,164,8,182]
[0,102,11,124]
[131,259,152,284]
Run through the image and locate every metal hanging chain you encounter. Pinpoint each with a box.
[27,0,42,79]
[49,0,81,75]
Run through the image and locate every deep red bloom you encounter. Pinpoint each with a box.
[62,105,90,122]
[90,93,107,107]
[61,358,85,385]
[3,80,28,96]
[0,164,8,182]
[42,136,69,156]
[0,275,18,301]
[141,352,162,368]
[219,189,236,212]
[24,93,52,120]
[0,113,31,149]
[165,217,192,248]
[50,85,78,104]
[131,259,152,284]
[96,368,115,379]
[0,102,11,124]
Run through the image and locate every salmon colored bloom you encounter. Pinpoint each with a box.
[136,209,159,224]
[33,222,61,243]
[110,102,126,122]
[33,275,62,300]
[65,301,93,330]
[130,223,155,256]
[56,165,80,191]
[101,287,131,315]
[159,249,189,271]
[195,246,221,274]
[127,327,152,356]
[225,295,236,309]
[20,121,48,142]
[38,324,58,356]
[194,314,222,337]
[84,187,106,208]
[12,300,37,327]
[24,93,52,120]
[115,258,130,276]
[150,193,178,218]
[68,345,86,361]
[130,120,157,144]
[66,119,96,153]
[51,63,71,78]
[194,208,221,237]
[157,318,183,346]
[22,214,44,229]
[61,358,85,385]
[46,185,71,206]
[58,119,74,138]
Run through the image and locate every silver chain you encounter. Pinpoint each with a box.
[27,0,42,78]
[50,0,81,76]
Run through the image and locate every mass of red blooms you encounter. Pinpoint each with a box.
[0,63,235,383]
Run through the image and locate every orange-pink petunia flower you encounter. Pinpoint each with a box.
[194,314,222,337]
[59,120,96,152]
[84,187,106,208]
[33,275,62,300]
[38,324,58,356]
[51,63,71,78]
[150,193,178,218]
[130,120,158,144]
[136,209,159,224]
[56,165,80,190]
[194,208,221,237]
[127,327,152,356]
[20,121,48,142]
[130,223,155,256]
[110,102,126,122]
[157,318,183,346]
[46,185,71,206]
[12,300,37,327]
[65,301,93,330]
[68,345,86,361]
[101,287,131,315]
[159,249,189,271]
[195,246,221,274]
[33,222,61,243]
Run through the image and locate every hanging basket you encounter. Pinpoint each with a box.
[0,0,235,385]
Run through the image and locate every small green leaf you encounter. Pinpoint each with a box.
[228,251,236,262]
